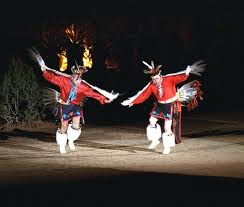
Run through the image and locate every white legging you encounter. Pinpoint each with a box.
[149,116,172,134]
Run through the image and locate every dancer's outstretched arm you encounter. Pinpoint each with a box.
[163,60,206,77]
[28,47,119,101]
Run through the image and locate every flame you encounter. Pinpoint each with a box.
[82,46,92,68]
[64,24,81,44]
[57,50,68,71]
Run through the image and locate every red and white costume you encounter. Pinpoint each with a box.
[28,48,119,154]
[131,74,187,105]
[121,60,205,154]
[43,70,108,106]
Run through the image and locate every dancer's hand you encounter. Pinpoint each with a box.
[121,100,133,107]
[185,65,191,76]
[41,65,47,72]
[104,99,112,104]
[187,60,206,76]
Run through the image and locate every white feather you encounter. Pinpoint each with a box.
[81,80,119,101]
[163,60,206,77]
[121,82,151,106]
[162,70,186,77]
[188,60,206,76]
[142,61,153,69]
[27,48,46,68]
[177,81,199,103]
[46,67,71,77]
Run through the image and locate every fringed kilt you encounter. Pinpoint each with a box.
[53,103,85,124]
[150,101,182,144]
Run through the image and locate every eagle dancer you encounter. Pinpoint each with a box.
[121,60,206,154]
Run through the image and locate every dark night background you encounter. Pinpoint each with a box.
[1,1,244,207]
[1,0,244,123]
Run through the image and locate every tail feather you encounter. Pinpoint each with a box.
[42,87,60,109]
[42,87,87,108]
[177,80,203,111]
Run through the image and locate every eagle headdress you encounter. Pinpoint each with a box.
[142,60,162,77]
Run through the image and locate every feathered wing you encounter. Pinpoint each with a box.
[27,47,71,77]
[28,47,119,101]
[177,80,203,111]
[27,47,46,68]
[188,60,206,76]
[121,82,151,106]
[81,80,119,101]
[163,60,206,77]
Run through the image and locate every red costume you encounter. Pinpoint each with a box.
[28,47,119,154]
[132,74,188,105]
[43,70,107,105]
[121,60,205,154]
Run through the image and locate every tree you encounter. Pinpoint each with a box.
[0,57,44,124]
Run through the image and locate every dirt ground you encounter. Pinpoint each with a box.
[0,111,244,207]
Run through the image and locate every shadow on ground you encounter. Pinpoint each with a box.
[0,129,54,142]
[184,129,244,138]
[0,169,243,207]
[2,128,244,142]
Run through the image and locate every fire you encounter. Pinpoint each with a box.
[57,50,68,71]
[42,24,95,70]
[82,46,93,68]
[64,24,81,44]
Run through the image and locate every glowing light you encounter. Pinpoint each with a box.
[57,50,68,71]
[64,24,81,44]
[82,46,93,68]
[42,23,95,70]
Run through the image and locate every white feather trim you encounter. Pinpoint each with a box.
[162,69,186,77]
[142,61,153,69]
[81,80,119,101]
[45,68,119,101]
[46,67,71,77]
[44,67,119,101]
[121,82,151,106]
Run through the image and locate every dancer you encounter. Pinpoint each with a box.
[121,60,205,154]
[28,48,119,154]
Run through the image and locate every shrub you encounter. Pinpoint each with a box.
[0,57,44,123]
